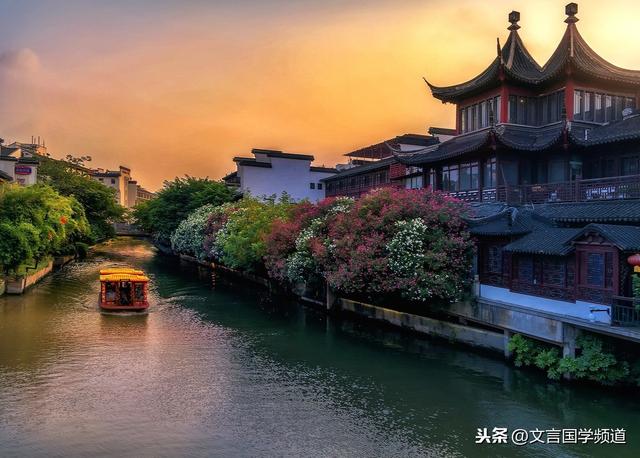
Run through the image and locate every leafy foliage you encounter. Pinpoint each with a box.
[38,157,125,241]
[214,196,295,271]
[508,333,634,385]
[632,274,640,311]
[0,184,90,273]
[132,176,235,244]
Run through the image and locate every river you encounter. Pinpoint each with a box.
[0,238,637,457]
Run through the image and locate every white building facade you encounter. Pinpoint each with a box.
[0,145,39,185]
[91,165,132,207]
[231,149,336,201]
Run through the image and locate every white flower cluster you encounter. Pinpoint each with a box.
[327,196,355,215]
[387,217,463,302]
[170,204,217,260]
[387,218,428,279]
[284,199,353,284]
[286,218,322,283]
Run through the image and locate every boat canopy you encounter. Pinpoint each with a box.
[99,268,145,276]
[99,273,150,282]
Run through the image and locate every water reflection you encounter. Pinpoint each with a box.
[0,238,638,457]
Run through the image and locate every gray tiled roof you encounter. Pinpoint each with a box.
[396,123,565,166]
[309,166,337,173]
[396,130,490,166]
[321,157,395,182]
[535,200,640,223]
[468,207,550,236]
[570,114,640,146]
[503,227,581,255]
[428,29,541,102]
[251,149,314,161]
[233,157,272,168]
[570,224,640,251]
[428,12,640,103]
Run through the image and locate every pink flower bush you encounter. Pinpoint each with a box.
[311,187,473,303]
[263,197,353,282]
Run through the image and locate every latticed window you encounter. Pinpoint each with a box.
[487,245,502,274]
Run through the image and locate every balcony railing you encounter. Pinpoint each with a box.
[444,174,640,205]
[611,296,640,327]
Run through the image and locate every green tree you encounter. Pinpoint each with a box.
[0,184,90,273]
[215,196,295,271]
[132,176,235,244]
[38,157,125,241]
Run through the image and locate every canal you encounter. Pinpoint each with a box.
[0,238,638,457]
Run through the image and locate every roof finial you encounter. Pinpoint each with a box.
[565,3,578,24]
[508,11,520,31]
[496,37,502,59]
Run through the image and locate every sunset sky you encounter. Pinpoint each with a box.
[2,0,640,190]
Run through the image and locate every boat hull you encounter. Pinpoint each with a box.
[99,299,149,313]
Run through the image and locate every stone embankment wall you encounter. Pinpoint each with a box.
[5,260,54,294]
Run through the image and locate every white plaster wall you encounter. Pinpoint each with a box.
[0,160,15,180]
[239,157,334,201]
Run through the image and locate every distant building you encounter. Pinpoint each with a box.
[323,133,441,198]
[127,180,155,207]
[228,148,337,201]
[0,144,39,186]
[91,166,139,207]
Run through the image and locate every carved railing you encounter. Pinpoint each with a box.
[442,174,640,204]
[611,296,640,327]
[498,174,640,205]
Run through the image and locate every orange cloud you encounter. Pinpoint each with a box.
[2,1,640,190]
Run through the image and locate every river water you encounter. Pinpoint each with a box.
[0,238,638,457]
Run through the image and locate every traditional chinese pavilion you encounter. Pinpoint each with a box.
[393,4,640,323]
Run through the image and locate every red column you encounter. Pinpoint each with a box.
[500,85,509,123]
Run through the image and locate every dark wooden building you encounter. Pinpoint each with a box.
[392,3,640,323]
[323,134,439,198]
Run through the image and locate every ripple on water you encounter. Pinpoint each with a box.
[1,239,639,458]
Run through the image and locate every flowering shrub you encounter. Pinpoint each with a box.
[387,218,471,302]
[263,197,354,283]
[214,197,295,271]
[314,187,473,303]
[170,204,216,260]
[203,202,239,262]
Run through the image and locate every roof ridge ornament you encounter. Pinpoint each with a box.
[565,2,579,24]
[508,10,521,31]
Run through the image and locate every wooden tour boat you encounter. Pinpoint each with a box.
[99,268,150,312]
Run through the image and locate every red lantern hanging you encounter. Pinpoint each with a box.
[60,216,68,225]
[628,254,640,267]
